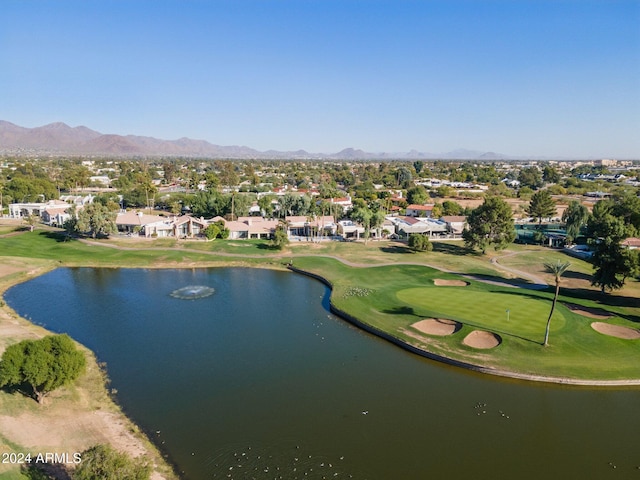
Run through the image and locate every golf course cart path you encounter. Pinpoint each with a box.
[489,250,548,289]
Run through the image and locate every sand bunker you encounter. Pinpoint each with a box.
[565,303,613,319]
[411,318,461,336]
[463,330,501,349]
[591,322,640,340]
[433,279,469,287]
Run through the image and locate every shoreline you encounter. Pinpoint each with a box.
[0,261,180,480]
[0,242,638,474]
[287,264,640,387]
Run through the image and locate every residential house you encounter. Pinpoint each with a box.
[391,216,448,237]
[441,216,467,236]
[320,196,352,214]
[116,211,174,237]
[9,200,69,219]
[622,237,640,250]
[405,204,434,218]
[42,206,72,227]
[286,215,336,238]
[338,220,365,240]
[173,215,208,238]
[218,216,279,239]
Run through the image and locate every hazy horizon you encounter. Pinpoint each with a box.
[2,0,639,158]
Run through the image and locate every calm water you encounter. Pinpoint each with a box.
[5,268,640,480]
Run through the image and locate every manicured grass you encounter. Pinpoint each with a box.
[292,256,640,381]
[1,231,639,382]
[0,226,22,235]
[396,286,565,343]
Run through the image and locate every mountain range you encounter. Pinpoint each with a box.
[0,120,514,160]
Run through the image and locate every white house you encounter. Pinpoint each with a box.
[9,200,68,219]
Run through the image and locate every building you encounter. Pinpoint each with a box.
[405,204,434,218]
[115,211,174,237]
[9,200,69,219]
[441,216,467,235]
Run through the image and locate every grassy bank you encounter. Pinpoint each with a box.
[290,256,640,381]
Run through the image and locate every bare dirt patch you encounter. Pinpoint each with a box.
[411,318,461,336]
[433,279,469,287]
[591,322,640,340]
[565,303,613,320]
[463,330,501,349]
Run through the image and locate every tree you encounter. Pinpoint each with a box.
[542,261,570,346]
[562,200,590,244]
[526,190,557,227]
[73,444,150,480]
[542,166,561,184]
[396,167,413,188]
[270,222,289,250]
[76,203,117,238]
[442,200,463,216]
[23,213,40,232]
[518,167,543,189]
[406,185,429,205]
[586,204,638,292]
[408,233,433,252]
[0,334,86,404]
[204,223,220,241]
[462,196,516,253]
[351,205,373,244]
[258,194,276,218]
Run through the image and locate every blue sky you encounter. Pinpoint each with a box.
[2,0,639,158]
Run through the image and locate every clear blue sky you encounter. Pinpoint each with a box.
[2,0,639,158]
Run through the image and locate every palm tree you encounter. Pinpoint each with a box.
[542,260,571,346]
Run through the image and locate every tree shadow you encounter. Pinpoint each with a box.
[381,306,417,316]
[465,273,546,290]
[497,287,640,324]
[21,462,71,480]
[379,245,413,255]
[432,242,471,256]
[38,231,76,243]
[0,383,36,402]
[256,242,279,250]
[562,270,593,281]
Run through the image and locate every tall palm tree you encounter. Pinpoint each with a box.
[543,260,571,346]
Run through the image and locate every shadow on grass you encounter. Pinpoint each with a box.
[21,462,71,480]
[379,245,413,255]
[38,230,75,243]
[0,383,35,402]
[256,242,280,250]
[382,306,417,316]
[432,242,471,256]
[559,287,640,323]
[465,273,544,289]
[496,287,640,324]
[562,270,593,281]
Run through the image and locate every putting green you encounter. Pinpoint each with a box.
[397,287,566,339]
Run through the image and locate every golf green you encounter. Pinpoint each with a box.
[396,287,567,341]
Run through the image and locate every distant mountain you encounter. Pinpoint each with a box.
[0,120,514,160]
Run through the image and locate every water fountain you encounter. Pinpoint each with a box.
[170,285,215,300]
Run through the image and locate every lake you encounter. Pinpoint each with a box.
[5,267,640,479]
